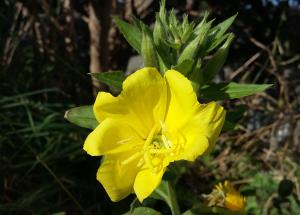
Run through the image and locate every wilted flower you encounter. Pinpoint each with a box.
[84,67,225,202]
[204,181,246,212]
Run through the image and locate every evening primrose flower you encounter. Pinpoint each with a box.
[204,181,246,212]
[84,67,225,202]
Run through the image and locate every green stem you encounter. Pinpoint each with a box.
[168,187,181,215]
[163,181,181,215]
[153,180,181,215]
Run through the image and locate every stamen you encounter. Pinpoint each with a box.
[149,148,173,154]
[121,152,141,165]
[117,137,132,144]
[143,151,156,171]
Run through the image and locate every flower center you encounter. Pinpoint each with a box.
[121,121,185,173]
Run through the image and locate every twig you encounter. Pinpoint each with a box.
[230,52,262,80]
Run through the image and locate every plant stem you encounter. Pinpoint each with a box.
[166,182,181,215]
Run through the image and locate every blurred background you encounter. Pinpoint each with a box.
[1,0,300,214]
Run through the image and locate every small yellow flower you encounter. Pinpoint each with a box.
[84,67,225,202]
[204,181,246,212]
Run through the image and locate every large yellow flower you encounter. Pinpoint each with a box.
[84,67,225,202]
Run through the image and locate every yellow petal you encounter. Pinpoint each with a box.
[176,135,209,161]
[94,67,167,138]
[164,69,200,132]
[133,168,165,202]
[225,193,246,212]
[84,119,142,156]
[176,102,225,161]
[97,153,140,202]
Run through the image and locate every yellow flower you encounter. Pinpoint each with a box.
[84,67,225,202]
[205,181,246,212]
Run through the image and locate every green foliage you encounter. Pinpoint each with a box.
[64,106,98,130]
[91,71,126,92]
[0,89,87,213]
[142,27,159,68]
[222,105,247,131]
[199,82,272,100]
[202,34,234,83]
[241,173,300,215]
[3,0,298,214]
[113,17,142,53]
[151,181,181,215]
[114,0,237,80]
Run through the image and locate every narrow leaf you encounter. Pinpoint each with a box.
[209,13,237,41]
[91,71,125,92]
[194,11,210,33]
[177,22,210,69]
[203,34,234,83]
[113,17,142,53]
[64,106,98,129]
[199,82,272,100]
[141,28,158,68]
[189,59,202,92]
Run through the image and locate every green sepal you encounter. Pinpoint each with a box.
[202,33,234,83]
[64,106,98,130]
[113,17,142,53]
[90,71,125,92]
[199,82,272,100]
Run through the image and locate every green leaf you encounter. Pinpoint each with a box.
[114,17,142,53]
[91,71,125,92]
[163,161,188,184]
[206,33,229,53]
[227,105,247,122]
[194,11,210,34]
[222,105,247,131]
[141,27,158,68]
[222,120,236,131]
[199,82,272,100]
[151,181,180,215]
[189,59,202,92]
[203,34,234,83]
[153,15,168,46]
[64,106,98,129]
[177,22,210,69]
[123,207,162,215]
[209,13,237,41]
[154,16,172,70]
[172,59,194,76]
